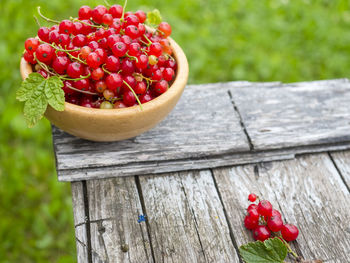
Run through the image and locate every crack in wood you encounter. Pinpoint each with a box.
[135,176,156,263]
[227,90,254,151]
[328,152,350,193]
[210,169,244,263]
[82,181,93,263]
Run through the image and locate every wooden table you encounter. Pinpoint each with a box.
[53,80,350,263]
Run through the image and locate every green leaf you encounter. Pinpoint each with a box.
[23,85,48,128]
[44,76,65,111]
[146,9,162,26]
[239,238,288,263]
[16,73,44,101]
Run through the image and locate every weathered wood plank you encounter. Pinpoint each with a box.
[71,182,89,263]
[58,141,350,181]
[229,78,350,150]
[213,153,350,262]
[330,151,350,190]
[139,171,240,263]
[86,177,153,263]
[53,83,249,176]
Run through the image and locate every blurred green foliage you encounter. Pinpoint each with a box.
[1,0,350,262]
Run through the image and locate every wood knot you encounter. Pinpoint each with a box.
[121,244,129,253]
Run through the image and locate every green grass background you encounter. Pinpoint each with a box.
[1,0,350,262]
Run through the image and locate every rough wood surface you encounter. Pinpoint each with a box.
[330,151,350,190]
[139,171,240,263]
[229,78,350,150]
[213,153,350,262]
[86,177,153,263]
[71,182,89,263]
[53,83,249,180]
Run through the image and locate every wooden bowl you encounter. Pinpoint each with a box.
[20,38,189,142]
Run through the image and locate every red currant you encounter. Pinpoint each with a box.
[73,78,90,90]
[134,81,147,94]
[134,10,147,23]
[105,55,120,72]
[248,193,257,202]
[125,15,139,27]
[102,13,113,25]
[109,5,123,18]
[247,208,259,221]
[23,51,36,64]
[125,25,139,39]
[114,101,127,108]
[25,38,40,53]
[258,200,273,217]
[78,5,92,20]
[72,34,87,47]
[244,216,259,230]
[95,80,107,93]
[52,56,69,74]
[123,90,136,106]
[149,42,163,57]
[281,224,299,242]
[80,46,92,60]
[158,22,172,38]
[163,68,175,81]
[140,92,153,103]
[267,216,283,232]
[38,27,50,42]
[154,80,168,95]
[86,52,102,69]
[128,43,141,56]
[135,54,148,69]
[106,73,122,92]
[73,22,83,35]
[91,67,104,80]
[92,5,108,24]
[247,204,258,212]
[35,44,55,64]
[253,226,271,241]
[112,42,127,57]
[67,62,83,78]
[59,20,74,34]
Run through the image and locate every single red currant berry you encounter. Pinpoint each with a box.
[267,216,283,232]
[73,34,87,47]
[36,44,55,64]
[91,67,104,81]
[166,58,177,69]
[23,51,36,64]
[123,90,136,107]
[92,5,108,24]
[59,20,74,34]
[125,25,139,39]
[134,10,147,23]
[163,68,175,81]
[52,56,69,74]
[114,101,127,108]
[135,54,148,69]
[80,20,93,35]
[157,55,167,67]
[149,42,163,57]
[37,69,48,78]
[247,208,259,221]
[80,46,92,60]
[57,34,70,48]
[271,209,282,219]
[244,216,259,230]
[62,81,76,95]
[134,81,147,95]
[107,34,121,49]
[73,79,90,90]
[38,27,50,42]
[138,23,146,36]
[99,38,108,49]
[248,193,257,202]
[105,28,117,37]
[88,41,99,51]
[152,69,163,81]
[49,30,60,44]
[73,22,83,35]
[258,200,273,217]
[158,22,172,38]
[140,92,153,103]
[86,52,102,69]
[121,59,135,75]
[247,204,258,212]
[67,62,83,78]
[124,11,133,18]
[95,48,107,63]
[106,73,123,92]
[110,18,122,32]
[121,35,132,46]
[112,42,127,57]
[95,80,107,93]
[78,5,92,20]
[106,55,120,72]
[253,226,271,241]
[81,101,93,108]
[125,15,139,27]
[281,224,299,242]
[103,89,115,101]
[95,28,106,40]
[128,43,141,56]
[109,5,123,18]
[154,80,169,95]
[102,13,113,25]
[123,75,136,89]
[25,38,40,53]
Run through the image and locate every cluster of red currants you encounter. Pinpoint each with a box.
[244,193,299,242]
[23,5,177,109]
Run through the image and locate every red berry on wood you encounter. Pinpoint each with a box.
[253,225,271,241]
[244,216,259,230]
[248,193,257,202]
[258,200,273,217]
[267,216,283,232]
[281,224,299,242]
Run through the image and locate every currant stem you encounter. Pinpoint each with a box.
[140,39,151,47]
[123,80,143,110]
[103,0,112,7]
[121,0,128,21]
[143,34,153,45]
[280,237,299,259]
[60,74,91,81]
[37,6,60,24]
[65,85,98,96]
[71,17,105,29]
[33,15,41,27]
[125,52,139,63]
[101,64,112,75]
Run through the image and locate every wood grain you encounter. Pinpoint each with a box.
[213,153,350,262]
[86,177,153,263]
[229,78,350,150]
[329,151,350,190]
[139,171,240,263]
[71,182,89,263]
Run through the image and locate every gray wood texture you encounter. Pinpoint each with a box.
[213,153,350,262]
[330,151,350,190]
[229,78,350,150]
[53,79,350,182]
